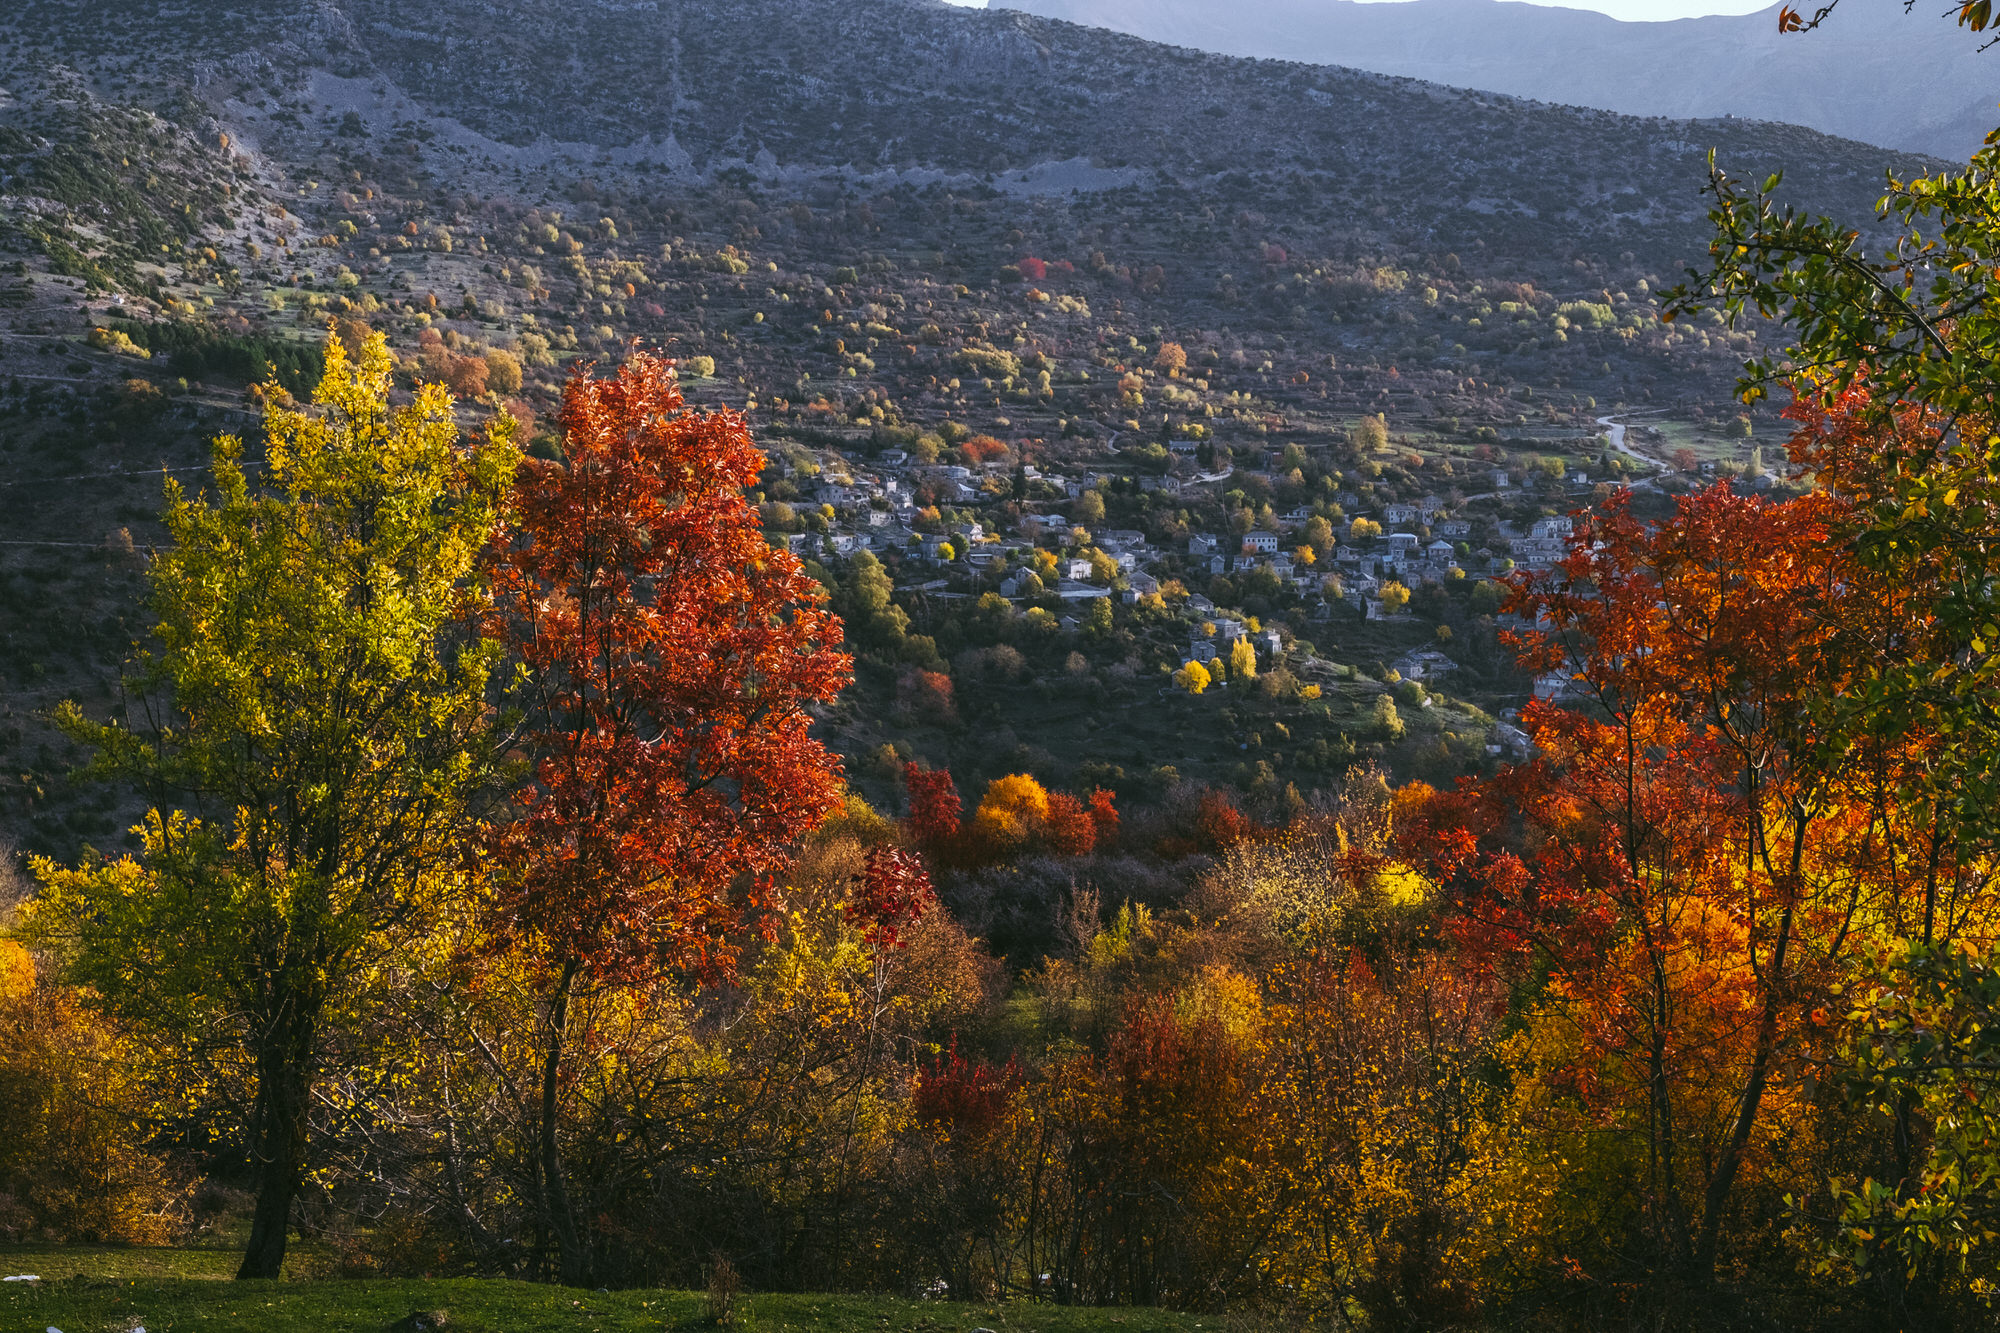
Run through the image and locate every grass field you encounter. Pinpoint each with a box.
[1,1244,1262,1333]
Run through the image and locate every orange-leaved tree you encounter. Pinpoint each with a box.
[1408,484,1934,1284]
[485,352,850,1285]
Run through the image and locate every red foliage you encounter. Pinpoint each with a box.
[1193,789,1251,852]
[847,846,938,949]
[1394,475,1946,1273]
[1017,256,1048,282]
[1087,787,1120,848]
[1105,997,1238,1118]
[913,1038,1020,1140]
[485,352,851,986]
[960,435,1010,464]
[896,668,956,723]
[1044,792,1098,857]
[903,762,963,849]
[444,353,489,399]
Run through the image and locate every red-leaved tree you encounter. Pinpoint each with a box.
[904,762,964,855]
[486,352,850,1284]
[1404,484,1939,1283]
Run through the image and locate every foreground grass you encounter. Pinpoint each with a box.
[1,1245,1260,1333]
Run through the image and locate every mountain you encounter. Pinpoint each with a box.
[998,0,2000,160]
[0,0,1959,855]
[5,0,1939,259]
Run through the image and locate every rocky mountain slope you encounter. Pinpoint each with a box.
[1002,0,2000,160]
[7,0,1939,259]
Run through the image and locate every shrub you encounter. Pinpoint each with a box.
[0,941,178,1242]
[484,347,523,394]
[1371,695,1405,741]
[86,326,150,358]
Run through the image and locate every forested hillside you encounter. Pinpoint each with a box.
[5,1,2000,1327]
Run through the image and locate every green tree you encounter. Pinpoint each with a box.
[835,550,910,647]
[25,332,514,1279]
[1371,694,1405,741]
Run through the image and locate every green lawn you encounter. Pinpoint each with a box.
[1647,418,1755,467]
[1,1245,1257,1333]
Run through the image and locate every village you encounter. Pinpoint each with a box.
[752,422,1733,772]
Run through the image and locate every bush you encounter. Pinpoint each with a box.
[952,345,1020,380]
[484,347,523,394]
[0,941,179,1242]
[1371,695,1405,741]
[86,326,150,358]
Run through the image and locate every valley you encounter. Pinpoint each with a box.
[0,0,1920,861]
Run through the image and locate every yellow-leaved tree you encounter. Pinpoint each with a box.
[1229,638,1258,681]
[23,330,516,1278]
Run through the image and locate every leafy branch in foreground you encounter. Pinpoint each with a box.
[1671,145,2000,858]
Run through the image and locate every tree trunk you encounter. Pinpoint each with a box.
[238,1013,316,1280]
[1692,956,1788,1278]
[539,959,588,1286]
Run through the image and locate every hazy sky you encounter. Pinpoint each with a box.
[941,0,1779,20]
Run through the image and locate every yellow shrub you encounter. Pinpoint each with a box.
[87,327,151,358]
[0,941,179,1242]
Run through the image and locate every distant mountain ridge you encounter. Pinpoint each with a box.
[998,0,2000,160]
[6,0,1942,264]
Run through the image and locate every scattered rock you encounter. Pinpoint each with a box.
[388,1312,451,1333]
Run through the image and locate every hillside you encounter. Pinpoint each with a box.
[8,0,1940,243]
[0,0,1942,865]
[999,0,2000,160]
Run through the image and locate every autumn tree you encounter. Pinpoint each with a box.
[446,352,491,399]
[485,346,524,395]
[1351,414,1389,453]
[904,762,964,853]
[27,331,514,1278]
[972,774,1051,853]
[1676,133,2000,1287]
[1407,484,1945,1285]
[1045,792,1098,857]
[0,941,180,1243]
[484,351,849,1285]
[1087,788,1120,849]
